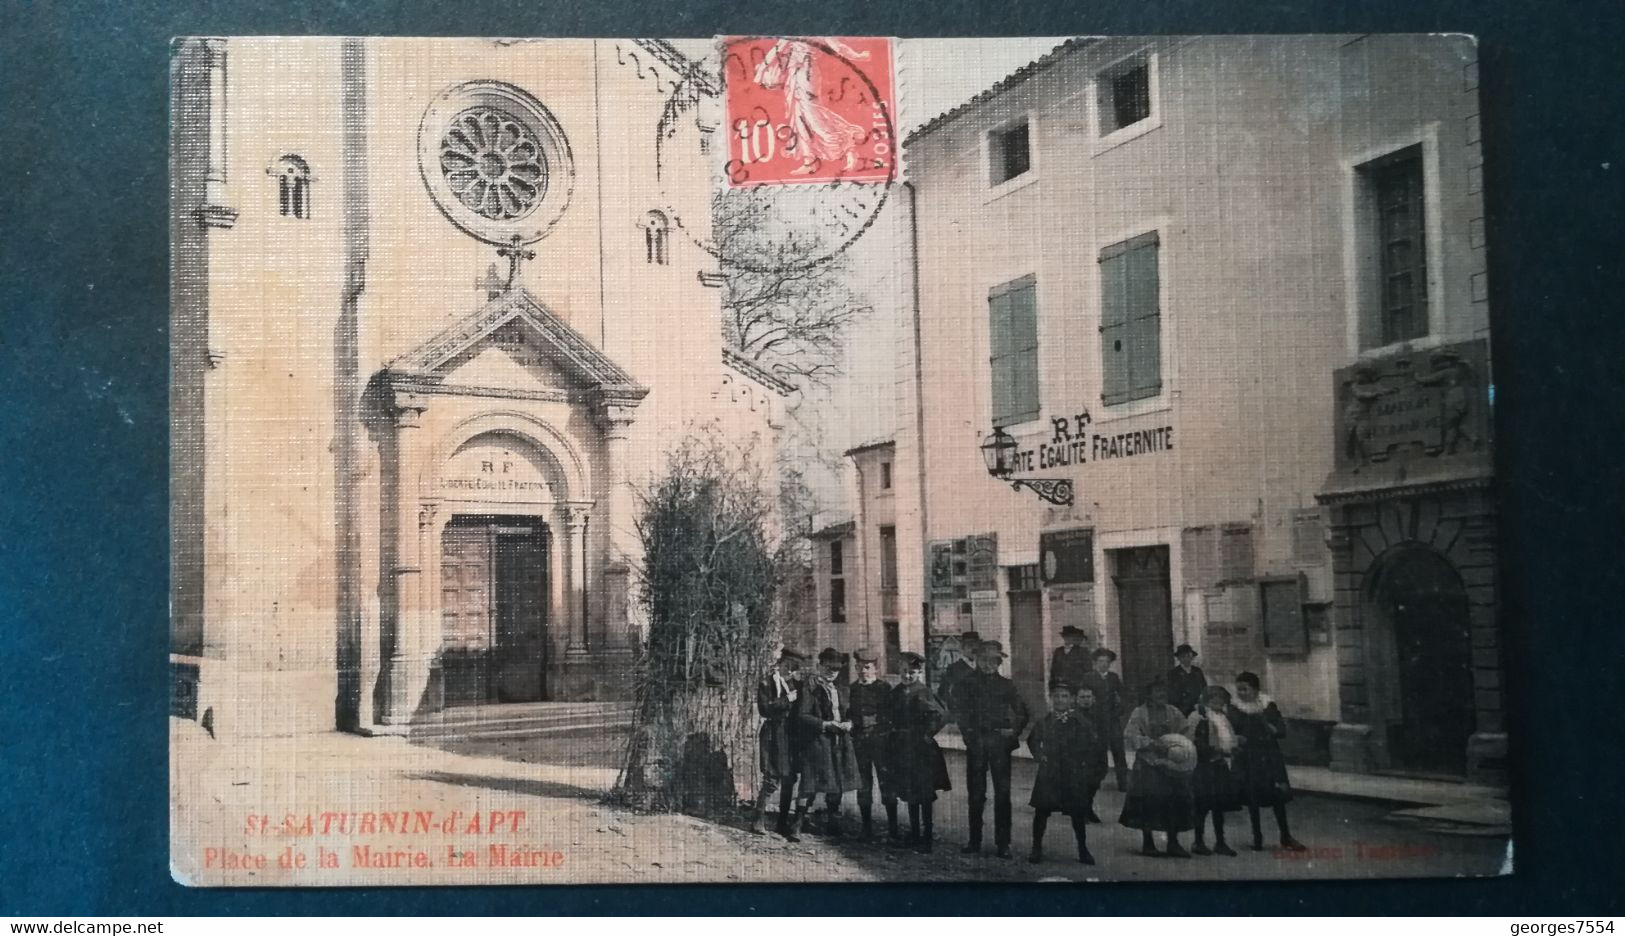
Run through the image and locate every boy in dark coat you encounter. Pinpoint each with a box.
[1079,647,1130,791]
[1026,684,1103,865]
[1072,684,1110,822]
[1166,644,1208,715]
[848,647,899,840]
[951,640,1031,858]
[890,650,951,852]
[939,631,980,714]
[751,647,805,836]
[1047,625,1092,692]
[787,647,860,840]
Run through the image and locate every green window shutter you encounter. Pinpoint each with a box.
[1100,232,1161,405]
[989,275,1039,426]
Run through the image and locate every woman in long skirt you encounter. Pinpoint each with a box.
[1228,671,1307,851]
[1183,684,1242,856]
[1118,680,1198,857]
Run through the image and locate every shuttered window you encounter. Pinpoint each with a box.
[1367,147,1429,346]
[989,274,1040,426]
[1099,232,1162,405]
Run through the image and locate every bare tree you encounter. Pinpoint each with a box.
[714,189,872,390]
[612,425,816,816]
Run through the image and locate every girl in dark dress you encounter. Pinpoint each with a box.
[1025,685,1102,865]
[1182,684,1241,856]
[1228,671,1307,852]
[889,651,952,853]
[788,648,860,840]
[1119,680,1198,857]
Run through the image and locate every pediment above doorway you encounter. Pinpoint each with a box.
[384,288,649,413]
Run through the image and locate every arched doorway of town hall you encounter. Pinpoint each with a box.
[1365,544,1473,774]
[440,514,550,705]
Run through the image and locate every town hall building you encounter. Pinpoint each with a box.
[170,38,789,739]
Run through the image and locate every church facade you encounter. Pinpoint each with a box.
[170,38,788,739]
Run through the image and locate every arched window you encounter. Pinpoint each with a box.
[644,210,671,265]
[270,155,312,219]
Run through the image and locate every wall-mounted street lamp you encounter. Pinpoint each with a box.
[979,426,1075,506]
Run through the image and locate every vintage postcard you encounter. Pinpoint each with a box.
[170,34,1509,885]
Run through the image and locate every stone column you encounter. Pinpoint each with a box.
[549,506,570,658]
[569,505,592,654]
[598,402,639,648]
[383,398,428,726]
[196,38,237,229]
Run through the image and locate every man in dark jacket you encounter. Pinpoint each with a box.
[848,647,899,840]
[951,640,1031,858]
[1048,625,1092,692]
[788,647,860,840]
[751,648,804,836]
[1166,643,1208,716]
[1078,647,1130,791]
[938,631,980,715]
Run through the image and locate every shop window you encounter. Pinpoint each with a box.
[988,120,1031,185]
[989,274,1040,426]
[1099,231,1162,405]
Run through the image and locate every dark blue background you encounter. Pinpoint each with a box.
[2,0,1622,915]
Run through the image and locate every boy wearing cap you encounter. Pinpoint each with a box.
[1167,644,1208,716]
[1080,648,1130,791]
[849,648,900,841]
[890,650,951,852]
[951,640,1031,858]
[1048,625,1092,693]
[751,648,804,836]
[788,647,861,840]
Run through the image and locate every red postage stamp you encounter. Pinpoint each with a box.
[721,37,896,187]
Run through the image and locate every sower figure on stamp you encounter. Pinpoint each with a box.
[1025,684,1104,865]
[890,651,952,853]
[1166,643,1208,716]
[752,647,805,837]
[787,647,860,840]
[1228,671,1307,852]
[1079,647,1131,791]
[849,647,900,841]
[951,640,1031,859]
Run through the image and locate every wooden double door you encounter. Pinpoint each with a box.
[1112,546,1174,702]
[440,515,550,705]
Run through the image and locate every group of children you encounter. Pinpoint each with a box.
[751,646,951,852]
[752,637,1307,868]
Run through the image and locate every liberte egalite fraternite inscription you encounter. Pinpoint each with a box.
[171,35,1509,885]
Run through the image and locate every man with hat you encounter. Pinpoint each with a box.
[848,647,900,841]
[1048,625,1092,694]
[939,631,980,716]
[890,650,951,852]
[787,647,861,839]
[950,639,1031,858]
[1080,647,1130,793]
[1166,644,1208,716]
[751,647,805,836]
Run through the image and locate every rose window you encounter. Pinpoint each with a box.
[438,107,548,221]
